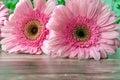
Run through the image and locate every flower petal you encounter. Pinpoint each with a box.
[101,31,119,39]
[44,0,57,16]
[34,0,46,11]
[90,47,100,60]
[15,0,33,15]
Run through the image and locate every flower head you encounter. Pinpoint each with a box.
[1,0,57,54]
[42,0,120,60]
[0,2,10,39]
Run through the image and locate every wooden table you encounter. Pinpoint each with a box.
[0,53,120,80]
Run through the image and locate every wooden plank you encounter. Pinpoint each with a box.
[0,74,119,80]
[0,53,120,80]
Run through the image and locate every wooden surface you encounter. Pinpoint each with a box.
[0,53,120,80]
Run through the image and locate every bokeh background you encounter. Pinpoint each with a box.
[0,0,120,59]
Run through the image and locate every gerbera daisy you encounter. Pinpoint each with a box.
[0,2,10,40]
[1,0,57,54]
[42,0,120,60]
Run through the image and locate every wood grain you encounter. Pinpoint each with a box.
[0,53,120,80]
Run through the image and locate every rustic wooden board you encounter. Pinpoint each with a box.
[0,53,120,80]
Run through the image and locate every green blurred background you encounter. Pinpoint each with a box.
[0,0,120,59]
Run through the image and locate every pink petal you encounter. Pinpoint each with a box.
[69,47,78,58]
[1,36,16,44]
[58,45,71,57]
[41,40,51,55]
[78,48,85,59]
[100,25,119,31]
[78,0,87,17]
[69,0,79,17]
[90,47,100,60]
[36,50,42,54]
[100,44,116,55]
[99,39,114,45]
[114,39,120,46]
[98,14,117,27]
[101,31,119,39]
[15,0,33,15]
[99,47,107,58]
[2,42,18,51]
[44,0,57,16]
[34,0,46,11]
[87,0,101,19]
[9,45,22,53]
[97,12,111,26]
[52,5,72,25]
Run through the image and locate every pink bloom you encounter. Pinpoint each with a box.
[1,0,57,54]
[42,0,120,60]
[0,2,10,40]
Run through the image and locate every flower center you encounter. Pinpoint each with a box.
[24,20,42,40]
[30,25,38,35]
[74,26,90,41]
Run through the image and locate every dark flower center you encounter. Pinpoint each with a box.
[24,20,42,40]
[30,25,38,35]
[74,27,90,41]
[76,28,86,38]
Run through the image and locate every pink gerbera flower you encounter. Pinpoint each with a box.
[1,0,57,54]
[0,2,10,40]
[42,0,120,60]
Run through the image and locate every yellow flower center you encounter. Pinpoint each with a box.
[24,20,42,40]
[74,26,91,41]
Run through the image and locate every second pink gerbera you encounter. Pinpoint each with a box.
[1,0,57,54]
[42,0,120,60]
